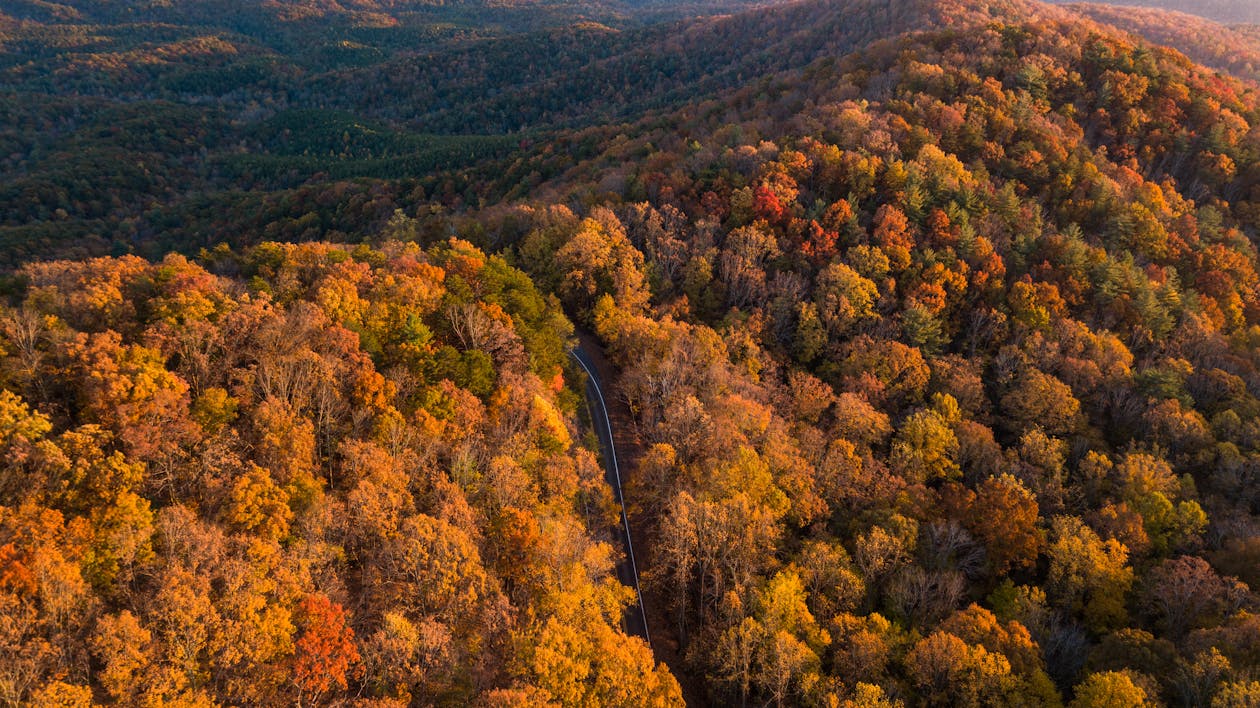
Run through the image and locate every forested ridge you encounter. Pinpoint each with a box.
[6,0,1260,705]
[1048,0,1260,25]
[1065,3,1260,85]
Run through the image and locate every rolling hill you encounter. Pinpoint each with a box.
[1066,2,1260,84]
[1050,0,1260,24]
[5,0,1260,706]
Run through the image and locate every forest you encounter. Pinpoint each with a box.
[1065,3,1260,84]
[5,0,1260,705]
[1051,0,1260,25]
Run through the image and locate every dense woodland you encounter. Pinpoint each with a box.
[6,0,1260,705]
[1050,0,1260,25]
[0,239,681,705]
[1065,4,1260,85]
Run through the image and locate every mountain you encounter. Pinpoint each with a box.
[0,0,1077,266]
[313,0,1027,132]
[0,0,779,36]
[478,3,1260,698]
[1049,0,1260,24]
[5,0,1260,705]
[1065,2,1260,84]
[503,0,1260,220]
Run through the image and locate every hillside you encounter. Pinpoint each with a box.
[5,0,1260,705]
[1049,0,1260,24]
[0,0,998,265]
[477,1,1260,703]
[1066,3,1260,84]
[313,0,1031,131]
[0,0,777,41]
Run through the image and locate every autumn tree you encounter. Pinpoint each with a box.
[1069,671,1149,708]
[1046,516,1134,633]
[905,631,1015,707]
[292,594,361,704]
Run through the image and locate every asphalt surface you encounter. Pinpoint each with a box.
[571,345,651,644]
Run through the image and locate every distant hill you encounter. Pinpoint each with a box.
[0,0,779,31]
[1049,0,1260,24]
[0,0,1255,260]
[1066,3,1260,83]
[317,0,1074,133]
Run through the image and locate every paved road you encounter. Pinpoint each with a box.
[571,345,651,644]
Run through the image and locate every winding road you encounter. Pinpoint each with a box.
[570,344,651,645]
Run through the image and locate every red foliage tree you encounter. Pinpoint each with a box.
[800,220,839,264]
[753,185,786,224]
[293,594,362,703]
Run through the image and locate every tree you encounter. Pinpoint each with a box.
[1046,517,1134,633]
[64,330,196,465]
[146,564,218,696]
[361,613,450,701]
[210,547,297,703]
[755,571,830,653]
[41,424,144,512]
[378,514,487,622]
[1083,628,1175,695]
[904,631,1014,707]
[1010,429,1068,512]
[891,405,960,484]
[784,371,835,425]
[224,465,292,541]
[250,397,321,512]
[1000,368,1080,437]
[92,611,152,702]
[0,389,50,453]
[800,220,840,264]
[831,393,892,449]
[1113,453,1207,554]
[797,540,864,620]
[1141,556,1246,638]
[292,594,361,704]
[753,186,787,224]
[524,614,682,707]
[1068,671,1148,708]
[756,629,822,708]
[841,683,904,708]
[901,304,949,355]
[939,605,1044,678]
[715,617,763,707]
[719,224,781,309]
[854,517,916,588]
[872,205,913,271]
[1214,681,1260,708]
[836,336,929,411]
[886,566,966,628]
[28,682,92,707]
[815,262,878,338]
[830,613,899,684]
[190,387,238,436]
[793,302,827,363]
[968,475,1043,574]
[555,212,651,316]
[82,490,155,592]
